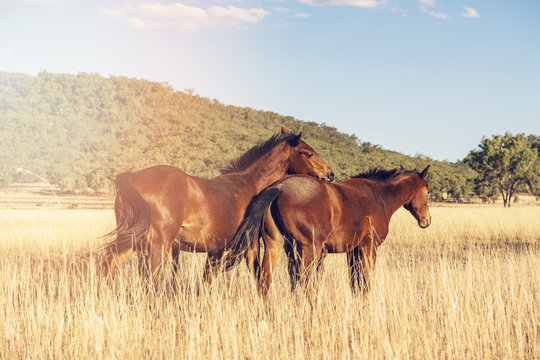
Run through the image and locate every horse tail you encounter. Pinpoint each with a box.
[222,187,281,270]
[101,172,151,271]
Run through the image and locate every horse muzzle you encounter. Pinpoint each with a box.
[418,216,431,228]
[318,172,334,182]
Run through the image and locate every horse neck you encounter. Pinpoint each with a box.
[241,144,289,192]
[381,175,421,216]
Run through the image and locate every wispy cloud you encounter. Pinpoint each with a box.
[1,49,13,56]
[294,12,310,18]
[461,6,479,18]
[298,0,386,8]
[274,6,310,18]
[418,1,450,20]
[103,2,269,32]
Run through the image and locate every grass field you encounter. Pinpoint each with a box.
[1,206,539,359]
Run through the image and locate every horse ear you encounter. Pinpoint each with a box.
[281,127,288,134]
[288,132,302,147]
[420,165,430,180]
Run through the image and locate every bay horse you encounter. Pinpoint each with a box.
[101,128,334,283]
[222,166,431,301]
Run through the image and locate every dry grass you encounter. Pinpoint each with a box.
[1,206,539,359]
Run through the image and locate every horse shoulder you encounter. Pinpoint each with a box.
[332,182,388,246]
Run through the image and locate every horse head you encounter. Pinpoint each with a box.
[282,127,334,182]
[403,165,431,228]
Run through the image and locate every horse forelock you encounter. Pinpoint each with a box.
[220,131,299,174]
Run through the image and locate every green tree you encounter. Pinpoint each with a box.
[527,135,540,195]
[446,174,473,203]
[465,133,538,207]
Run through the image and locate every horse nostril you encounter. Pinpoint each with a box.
[329,172,335,181]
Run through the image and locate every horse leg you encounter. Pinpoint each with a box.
[348,244,377,294]
[297,242,323,298]
[147,227,176,286]
[315,248,327,278]
[258,212,284,302]
[135,237,152,279]
[284,238,301,292]
[203,253,223,285]
[170,241,181,276]
[347,246,365,293]
[245,237,261,283]
[360,244,377,292]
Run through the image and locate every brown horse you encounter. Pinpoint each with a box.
[101,128,334,283]
[222,166,431,301]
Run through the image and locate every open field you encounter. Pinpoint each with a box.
[0,183,114,210]
[1,206,539,359]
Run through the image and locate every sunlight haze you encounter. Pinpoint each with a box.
[1,0,539,161]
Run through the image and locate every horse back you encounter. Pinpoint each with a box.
[128,165,189,201]
[272,176,389,252]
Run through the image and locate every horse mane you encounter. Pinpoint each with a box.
[220,131,298,174]
[350,167,417,181]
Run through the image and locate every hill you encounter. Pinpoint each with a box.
[0,71,472,199]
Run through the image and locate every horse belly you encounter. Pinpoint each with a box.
[324,233,361,253]
[176,224,228,253]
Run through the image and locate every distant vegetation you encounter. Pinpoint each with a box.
[465,133,538,207]
[0,71,537,202]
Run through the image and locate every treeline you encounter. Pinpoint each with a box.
[0,71,534,201]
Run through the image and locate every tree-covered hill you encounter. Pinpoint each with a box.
[0,71,472,199]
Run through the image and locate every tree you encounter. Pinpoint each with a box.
[527,135,540,195]
[446,174,472,203]
[465,133,538,207]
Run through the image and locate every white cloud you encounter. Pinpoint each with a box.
[103,2,269,32]
[128,17,155,30]
[419,5,450,20]
[1,49,13,56]
[429,11,449,20]
[273,7,310,18]
[418,0,436,7]
[273,7,293,13]
[294,12,310,18]
[299,0,385,8]
[462,6,479,18]
[102,8,125,21]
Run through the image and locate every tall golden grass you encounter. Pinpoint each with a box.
[1,206,539,359]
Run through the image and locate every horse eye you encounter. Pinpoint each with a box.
[305,152,313,159]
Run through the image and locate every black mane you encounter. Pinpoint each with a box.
[350,167,417,181]
[220,132,298,174]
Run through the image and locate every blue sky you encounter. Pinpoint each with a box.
[1,0,539,162]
